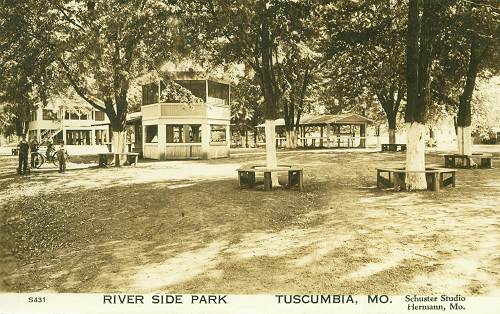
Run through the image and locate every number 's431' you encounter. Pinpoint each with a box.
[28,297,46,303]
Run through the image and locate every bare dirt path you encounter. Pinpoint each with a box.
[1,150,499,295]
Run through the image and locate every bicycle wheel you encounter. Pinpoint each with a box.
[51,152,58,167]
[32,153,44,169]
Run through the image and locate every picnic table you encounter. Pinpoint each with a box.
[98,152,139,167]
[381,143,407,152]
[237,164,304,191]
[444,153,493,169]
[376,167,456,192]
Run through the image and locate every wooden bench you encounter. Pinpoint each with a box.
[98,152,139,167]
[381,143,407,152]
[376,167,456,192]
[237,164,304,191]
[12,148,19,155]
[444,153,493,169]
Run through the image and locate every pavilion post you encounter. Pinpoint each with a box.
[360,124,366,148]
[320,126,324,148]
[326,124,331,148]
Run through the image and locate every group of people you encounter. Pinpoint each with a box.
[17,135,69,174]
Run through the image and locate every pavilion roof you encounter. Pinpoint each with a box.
[258,113,373,127]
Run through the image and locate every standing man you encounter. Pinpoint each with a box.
[17,134,30,175]
[56,141,69,173]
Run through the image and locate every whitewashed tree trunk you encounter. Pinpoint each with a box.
[285,130,297,149]
[405,122,427,190]
[457,126,472,155]
[265,119,279,186]
[112,131,127,166]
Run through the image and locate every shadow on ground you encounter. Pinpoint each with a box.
[0,151,498,295]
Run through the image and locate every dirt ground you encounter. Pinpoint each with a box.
[0,149,499,295]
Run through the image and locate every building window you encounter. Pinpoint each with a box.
[166,125,183,143]
[95,111,105,121]
[210,125,227,143]
[42,109,57,120]
[95,130,108,145]
[208,81,229,105]
[166,124,202,143]
[173,80,206,102]
[142,82,159,105]
[188,125,202,143]
[145,125,158,143]
[66,130,91,145]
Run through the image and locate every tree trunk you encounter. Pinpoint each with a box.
[112,130,127,166]
[457,126,472,155]
[405,122,427,190]
[259,14,280,186]
[388,129,396,145]
[387,113,397,144]
[404,0,432,190]
[265,119,279,185]
[376,125,381,148]
[285,130,298,149]
[456,38,480,156]
[429,126,435,140]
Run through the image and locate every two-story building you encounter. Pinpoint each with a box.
[27,96,111,153]
[138,71,231,160]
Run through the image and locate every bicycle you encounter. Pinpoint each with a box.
[31,150,59,168]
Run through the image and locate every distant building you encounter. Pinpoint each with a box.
[257,113,373,148]
[27,96,110,152]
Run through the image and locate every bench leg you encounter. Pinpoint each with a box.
[264,172,272,191]
[452,173,456,187]
[238,171,243,188]
[393,172,400,191]
[298,170,304,191]
[433,173,440,192]
[239,171,256,188]
[481,158,492,169]
[249,172,255,187]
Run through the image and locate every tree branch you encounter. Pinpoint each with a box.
[57,57,106,112]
